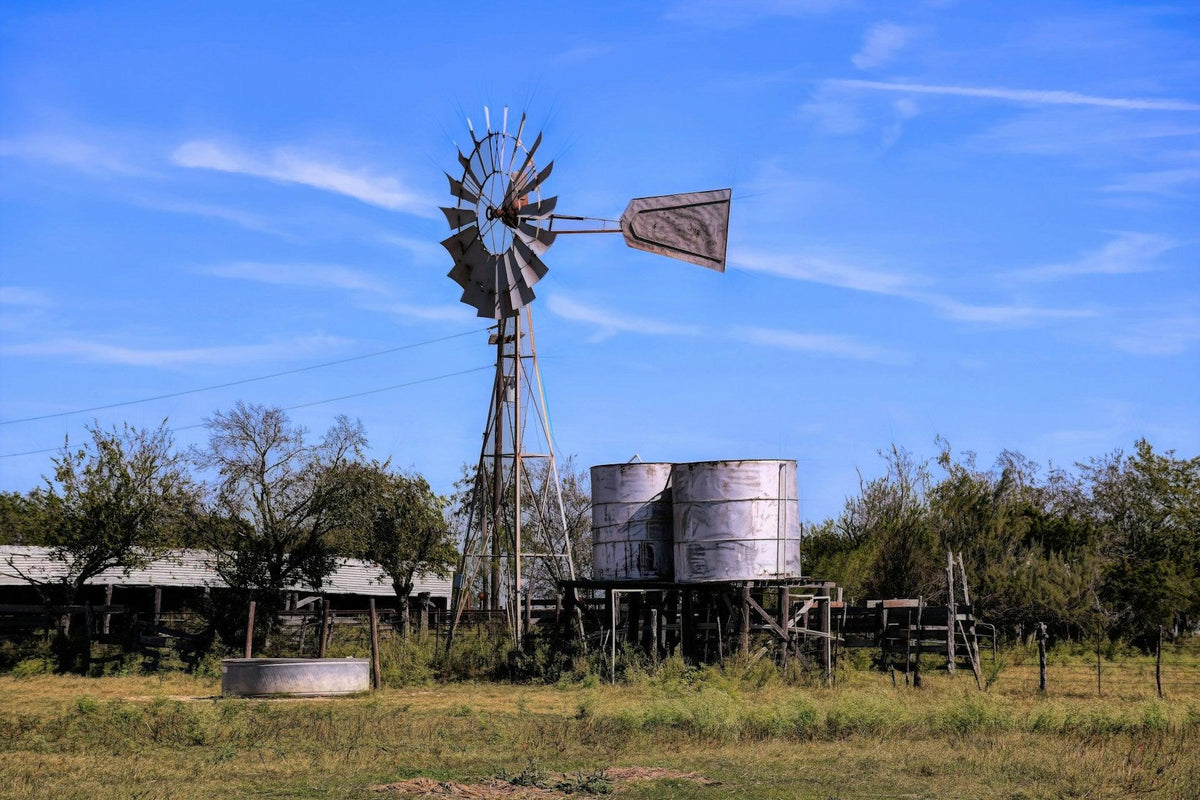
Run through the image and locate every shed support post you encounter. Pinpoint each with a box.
[103,584,113,636]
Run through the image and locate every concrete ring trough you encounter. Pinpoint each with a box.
[221,658,370,697]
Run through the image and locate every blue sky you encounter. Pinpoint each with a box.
[1,1,1197,522]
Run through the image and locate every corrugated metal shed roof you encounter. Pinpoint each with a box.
[0,546,452,599]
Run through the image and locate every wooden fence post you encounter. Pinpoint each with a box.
[945,551,956,676]
[82,602,93,675]
[1095,623,1102,698]
[821,596,832,684]
[1037,622,1048,693]
[913,597,924,688]
[369,599,382,690]
[318,598,331,658]
[243,600,256,658]
[1156,625,1164,699]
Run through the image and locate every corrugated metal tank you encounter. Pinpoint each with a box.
[591,462,674,581]
[671,459,801,582]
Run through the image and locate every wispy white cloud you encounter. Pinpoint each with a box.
[0,133,141,175]
[975,112,1200,158]
[829,79,1200,112]
[1112,313,1200,356]
[924,297,1097,324]
[545,294,701,340]
[733,325,906,364]
[172,140,433,216]
[852,23,913,70]
[733,248,1097,324]
[1008,232,1178,283]
[1101,169,1200,197]
[201,261,474,324]
[732,249,912,294]
[364,300,474,323]
[551,44,611,64]
[133,195,290,237]
[377,233,446,264]
[0,287,53,308]
[799,84,866,135]
[0,335,352,368]
[200,262,391,293]
[667,0,853,27]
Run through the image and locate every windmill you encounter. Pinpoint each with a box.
[442,106,730,644]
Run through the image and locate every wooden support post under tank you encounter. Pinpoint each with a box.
[681,590,694,662]
[608,589,618,685]
[648,607,660,663]
[740,586,751,657]
[779,587,790,668]
[627,592,642,645]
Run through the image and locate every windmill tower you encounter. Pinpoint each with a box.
[441,107,731,644]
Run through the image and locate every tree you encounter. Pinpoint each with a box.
[0,490,48,546]
[353,465,457,638]
[7,422,192,606]
[1083,440,1200,639]
[192,402,367,637]
[841,445,941,600]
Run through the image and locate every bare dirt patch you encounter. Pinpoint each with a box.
[369,767,716,798]
[605,766,718,784]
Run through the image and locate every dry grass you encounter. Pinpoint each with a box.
[0,656,1197,799]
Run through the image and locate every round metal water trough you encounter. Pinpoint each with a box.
[221,658,370,697]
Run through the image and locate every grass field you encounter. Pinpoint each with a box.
[0,648,1198,799]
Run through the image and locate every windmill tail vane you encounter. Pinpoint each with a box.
[441,106,732,319]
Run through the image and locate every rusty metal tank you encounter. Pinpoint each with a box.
[671,459,801,582]
[591,462,674,581]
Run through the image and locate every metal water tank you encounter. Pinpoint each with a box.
[671,459,801,582]
[591,462,674,581]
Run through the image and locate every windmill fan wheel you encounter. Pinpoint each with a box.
[442,112,557,319]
